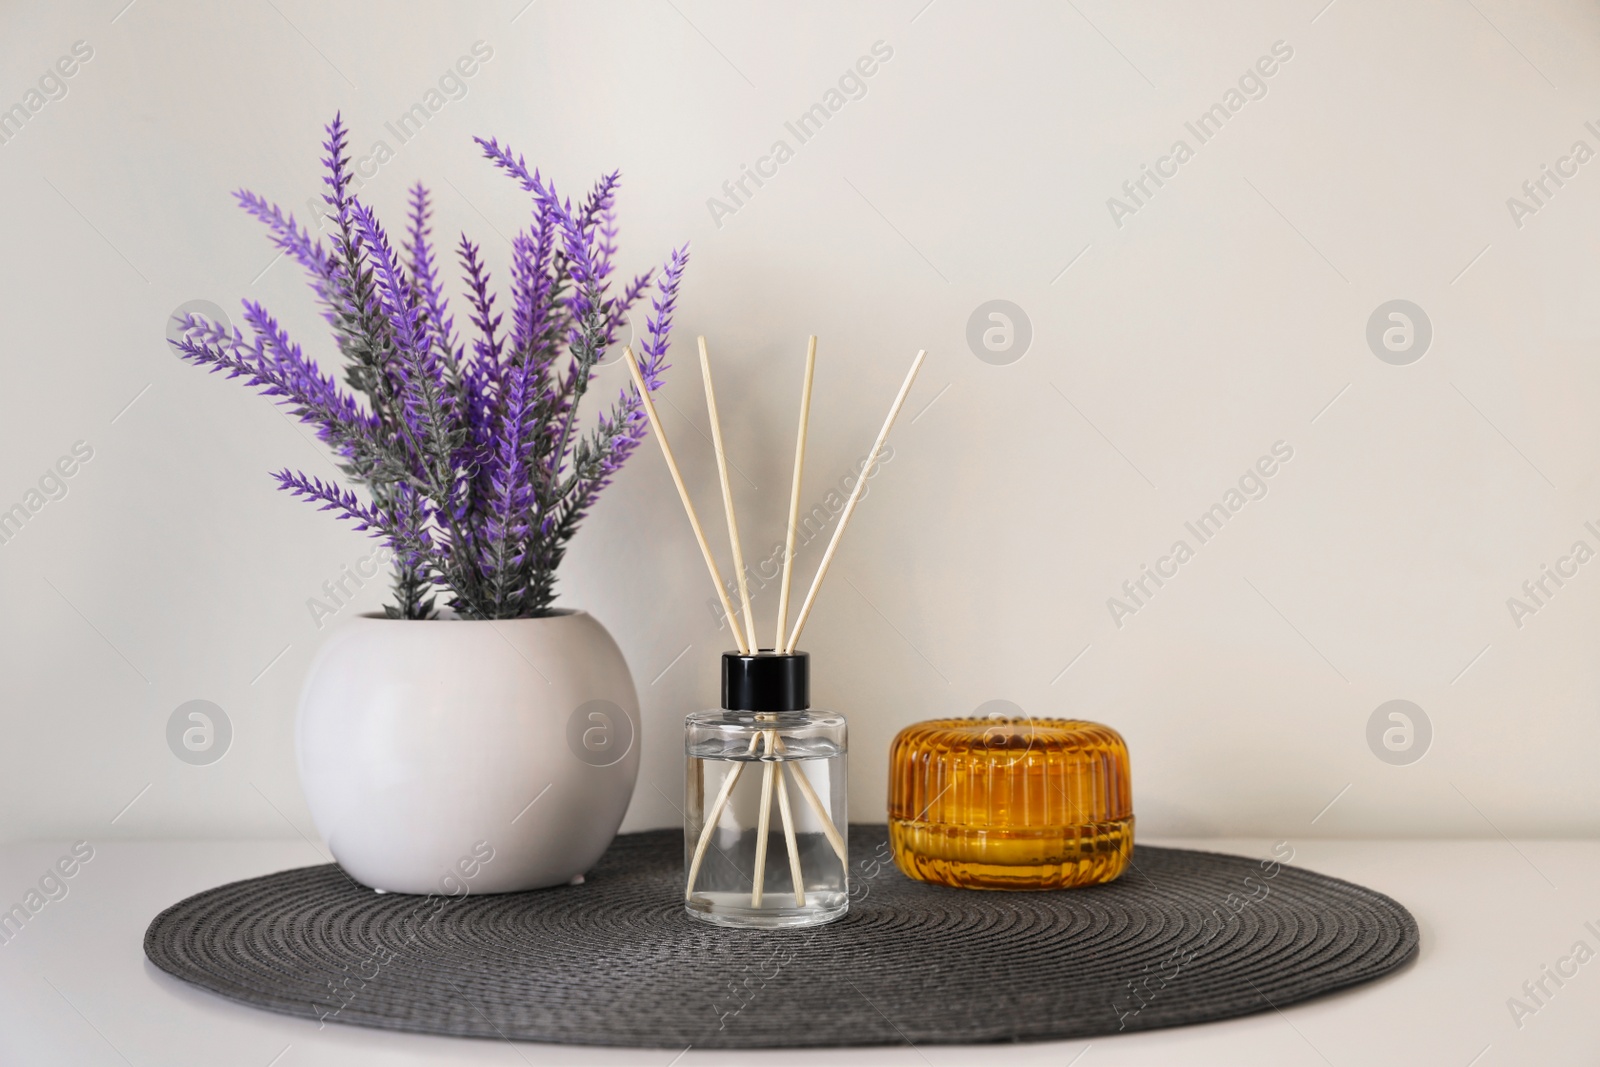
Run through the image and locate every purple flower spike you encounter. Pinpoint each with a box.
[169,117,688,619]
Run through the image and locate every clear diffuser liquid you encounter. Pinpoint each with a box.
[685,710,848,928]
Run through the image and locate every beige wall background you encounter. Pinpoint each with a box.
[3,0,1598,845]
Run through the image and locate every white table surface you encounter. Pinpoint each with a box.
[1,837,1595,1066]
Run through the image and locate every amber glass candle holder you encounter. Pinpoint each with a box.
[888,717,1133,890]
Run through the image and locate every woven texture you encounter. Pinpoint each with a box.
[145,826,1418,1048]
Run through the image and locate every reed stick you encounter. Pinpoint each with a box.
[684,731,761,901]
[774,336,817,652]
[772,733,846,863]
[783,760,847,863]
[624,347,748,654]
[750,738,777,907]
[784,349,927,653]
[697,337,759,654]
[772,731,807,908]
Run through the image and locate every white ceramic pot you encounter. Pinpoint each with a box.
[296,610,640,894]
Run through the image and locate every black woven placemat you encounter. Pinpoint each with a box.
[145,826,1417,1047]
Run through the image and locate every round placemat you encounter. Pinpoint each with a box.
[145,826,1417,1047]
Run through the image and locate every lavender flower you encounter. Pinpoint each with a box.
[171,115,688,619]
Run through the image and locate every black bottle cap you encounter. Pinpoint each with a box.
[722,651,809,712]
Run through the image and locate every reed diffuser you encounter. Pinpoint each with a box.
[625,338,924,928]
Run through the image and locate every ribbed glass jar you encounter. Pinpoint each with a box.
[888,717,1133,890]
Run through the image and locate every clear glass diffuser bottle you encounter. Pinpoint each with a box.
[685,651,848,928]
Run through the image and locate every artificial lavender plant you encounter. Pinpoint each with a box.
[171,116,688,619]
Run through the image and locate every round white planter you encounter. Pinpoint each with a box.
[296,611,640,895]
